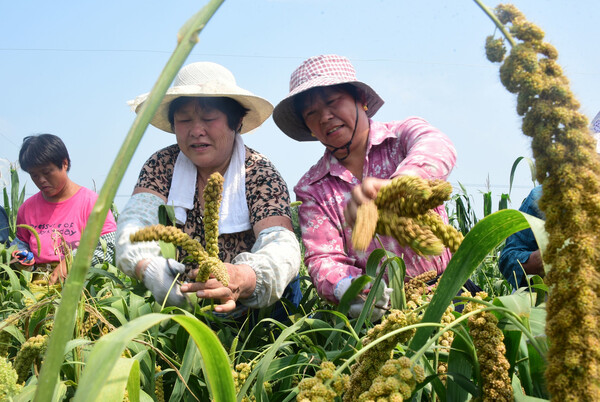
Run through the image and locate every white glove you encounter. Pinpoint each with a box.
[143,256,188,307]
[349,285,393,322]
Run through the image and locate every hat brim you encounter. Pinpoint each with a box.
[273,80,384,142]
[130,85,274,134]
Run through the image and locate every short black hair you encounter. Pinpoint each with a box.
[19,134,71,173]
[168,97,249,132]
[293,83,363,124]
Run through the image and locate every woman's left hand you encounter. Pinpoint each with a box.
[344,177,390,226]
[180,263,257,313]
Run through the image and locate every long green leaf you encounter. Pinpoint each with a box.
[96,358,140,402]
[34,2,225,400]
[508,156,537,196]
[446,330,476,401]
[337,275,371,316]
[73,313,235,402]
[408,209,533,355]
[251,318,306,402]
[169,334,199,402]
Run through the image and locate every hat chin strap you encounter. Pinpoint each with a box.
[321,102,360,162]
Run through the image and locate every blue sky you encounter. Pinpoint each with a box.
[1,0,598,215]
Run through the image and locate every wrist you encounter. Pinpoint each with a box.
[230,263,257,299]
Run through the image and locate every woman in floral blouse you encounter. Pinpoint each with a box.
[116,62,301,318]
[273,54,456,318]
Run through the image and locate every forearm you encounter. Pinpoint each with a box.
[393,118,456,180]
[232,226,300,309]
[115,192,163,278]
[306,256,364,303]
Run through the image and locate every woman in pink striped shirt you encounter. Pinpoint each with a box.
[273,54,457,319]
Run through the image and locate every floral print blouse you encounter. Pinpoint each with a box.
[295,118,457,303]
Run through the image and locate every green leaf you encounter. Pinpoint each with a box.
[446,330,476,401]
[364,248,387,277]
[483,191,492,217]
[170,332,199,401]
[73,313,235,402]
[503,330,522,379]
[408,209,532,355]
[251,318,306,402]
[96,358,140,402]
[512,373,549,401]
[527,336,549,398]
[388,256,406,310]
[158,204,177,226]
[499,193,510,210]
[337,275,371,316]
[508,156,537,196]
[159,241,177,260]
[1,261,21,291]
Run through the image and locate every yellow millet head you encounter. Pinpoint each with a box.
[415,212,463,253]
[195,256,229,286]
[352,201,379,251]
[466,301,513,402]
[376,212,444,256]
[130,225,208,260]
[358,357,424,401]
[375,176,452,217]
[203,172,224,259]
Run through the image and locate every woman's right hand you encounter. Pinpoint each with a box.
[49,260,68,285]
[138,257,188,307]
[344,177,390,226]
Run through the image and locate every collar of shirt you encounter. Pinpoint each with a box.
[303,120,397,186]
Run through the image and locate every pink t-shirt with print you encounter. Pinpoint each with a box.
[16,187,117,263]
[294,117,457,303]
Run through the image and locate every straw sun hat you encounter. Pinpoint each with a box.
[129,62,273,134]
[273,54,385,142]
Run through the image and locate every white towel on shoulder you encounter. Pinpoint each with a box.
[167,135,251,234]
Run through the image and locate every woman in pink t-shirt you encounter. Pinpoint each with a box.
[13,134,116,284]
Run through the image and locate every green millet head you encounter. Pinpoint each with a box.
[510,20,545,43]
[0,356,22,399]
[485,35,506,63]
[495,3,524,24]
[14,335,48,384]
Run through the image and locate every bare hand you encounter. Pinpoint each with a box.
[523,249,544,276]
[180,263,257,313]
[344,177,390,226]
[49,260,68,285]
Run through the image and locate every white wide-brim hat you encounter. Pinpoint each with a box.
[273,54,384,142]
[129,62,274,134]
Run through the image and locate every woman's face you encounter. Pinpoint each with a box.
[300,86,369,151]
[28,160,69,201]
[172,98,237,174]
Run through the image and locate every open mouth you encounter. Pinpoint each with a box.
[190,143,210,149]
[326,125,343,136]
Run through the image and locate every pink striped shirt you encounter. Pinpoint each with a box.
[294,118,457,303]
